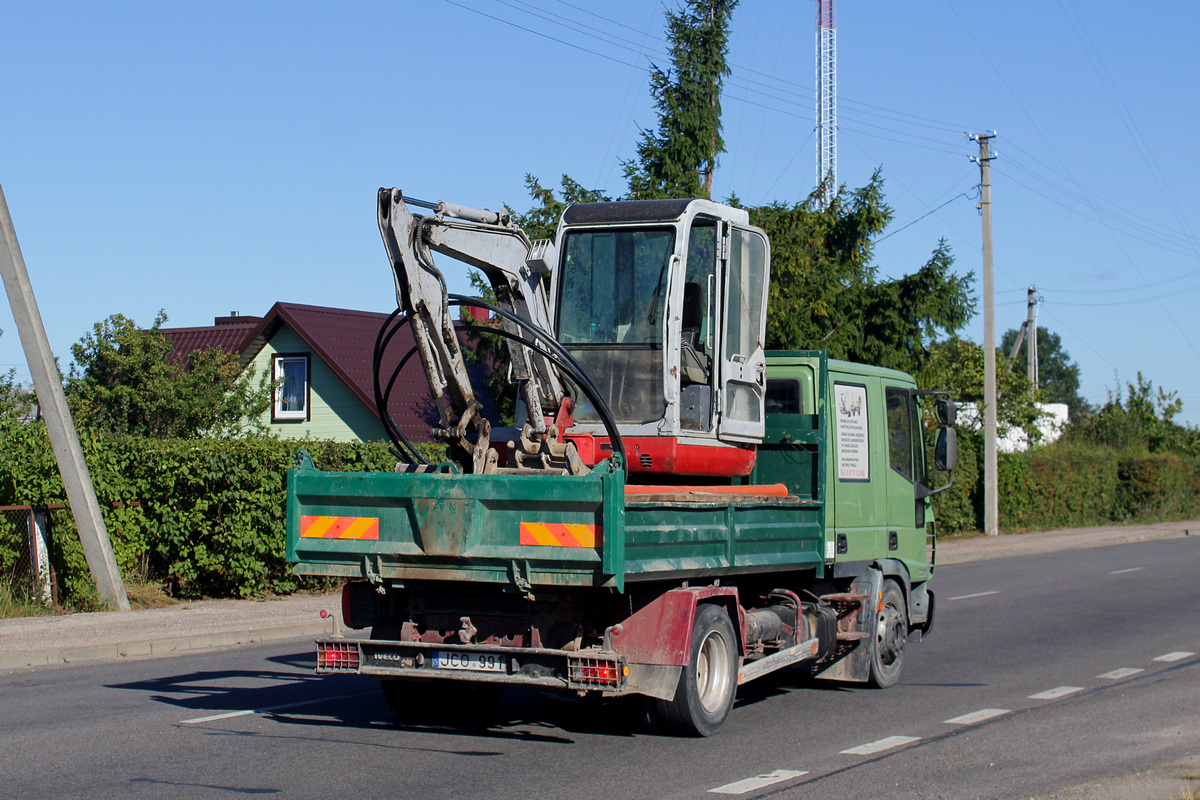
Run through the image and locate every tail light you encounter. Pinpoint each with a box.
[317,641,362,672]
[568,656,626,688]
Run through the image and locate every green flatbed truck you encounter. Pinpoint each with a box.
[288,349,956,736]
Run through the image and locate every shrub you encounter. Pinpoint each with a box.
[0,422,440,605]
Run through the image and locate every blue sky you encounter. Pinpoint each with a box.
[3,1,1199,422]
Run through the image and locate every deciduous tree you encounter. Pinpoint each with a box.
[1067,373,1199,454]
[747,175,975,375]
[65,312,269,438]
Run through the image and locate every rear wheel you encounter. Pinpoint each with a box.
[652,603,738,737]
[867,579,907,688]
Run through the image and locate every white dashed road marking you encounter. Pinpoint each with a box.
[841,736,921,756]
[1109,567,1144,574]
[709,770,809,795]
[1097,667,1144,680]
[704,647,1195,792]
[947,591,999,601]
[179,691,373,724]
[703,647,1194,792]
[1029,686,1085,700]
[944,708,1010,725]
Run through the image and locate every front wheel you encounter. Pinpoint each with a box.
[867,579,907,688]
[652,603,738,737]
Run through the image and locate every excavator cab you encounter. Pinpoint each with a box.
[549,199,770,477]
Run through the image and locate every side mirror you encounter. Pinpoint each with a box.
[935,397,957,427]
[935,427,958,472]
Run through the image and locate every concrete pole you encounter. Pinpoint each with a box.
[0,181,129,610]
[1029,288,1038,388]
[973,133,999,537]
[1026,286,1037,397]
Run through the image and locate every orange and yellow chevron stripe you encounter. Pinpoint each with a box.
[300,515,380,540]
[519,521,598,548]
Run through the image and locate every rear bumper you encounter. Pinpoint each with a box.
[317,637,629,693]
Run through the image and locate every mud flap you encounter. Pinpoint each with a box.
[625,663,683,701]
[809,567,883,683]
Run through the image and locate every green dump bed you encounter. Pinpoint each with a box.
[286,455,825,594]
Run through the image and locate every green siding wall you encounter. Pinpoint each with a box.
[251,327,387,442]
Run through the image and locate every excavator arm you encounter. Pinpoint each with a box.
[376,188,577,474]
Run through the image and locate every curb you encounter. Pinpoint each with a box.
[936,525,1194,565]
[0,621,332,672]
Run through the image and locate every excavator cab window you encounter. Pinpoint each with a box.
[558,228,674,345]
[557,227,675,424]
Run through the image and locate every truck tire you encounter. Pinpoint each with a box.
[867,579,907,688]
[653,603,738,737]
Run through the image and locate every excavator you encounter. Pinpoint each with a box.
[375,189,770,479]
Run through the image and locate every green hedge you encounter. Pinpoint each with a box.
[933,434,1200,534]
[0,420,443,607]
[7,416,1198,605]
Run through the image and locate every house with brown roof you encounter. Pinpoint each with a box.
[160,302,475,443]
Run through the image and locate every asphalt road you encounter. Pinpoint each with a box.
[2,537,1197,800]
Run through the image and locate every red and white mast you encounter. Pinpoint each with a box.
[816,0,837,206]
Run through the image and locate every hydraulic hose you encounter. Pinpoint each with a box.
[371,297,626,472]
[371,309,431,465]
[447,294,626,468]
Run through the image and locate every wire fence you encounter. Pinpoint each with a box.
[0,505,56,605]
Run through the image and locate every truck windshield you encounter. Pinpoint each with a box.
[557,228,675,345]
[556,227,675,424]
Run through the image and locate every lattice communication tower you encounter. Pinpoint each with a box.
[816,0,837,206]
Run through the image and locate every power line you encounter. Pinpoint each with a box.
[446,0,984,143]
[450,0,1200,323]
[875,190,977,243]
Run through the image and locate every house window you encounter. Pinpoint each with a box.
[273,354,310,421]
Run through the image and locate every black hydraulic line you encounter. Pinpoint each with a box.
[371,314,405,457]
[371,310,414,460]
[454,321,625,468]
[370,295,626,472]
[381,346,420,440]
[452,314,626,468]
[446,294,619,445]
[372,309,431,465]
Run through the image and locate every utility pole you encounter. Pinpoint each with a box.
[970,132,999,537]
[0,181,130,611]
[1026,285,1038,395]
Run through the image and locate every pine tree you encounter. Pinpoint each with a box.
[623,0,738,200]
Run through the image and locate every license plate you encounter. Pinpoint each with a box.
[432,651,505,672]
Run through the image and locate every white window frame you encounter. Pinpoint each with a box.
[273,354,310,421]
